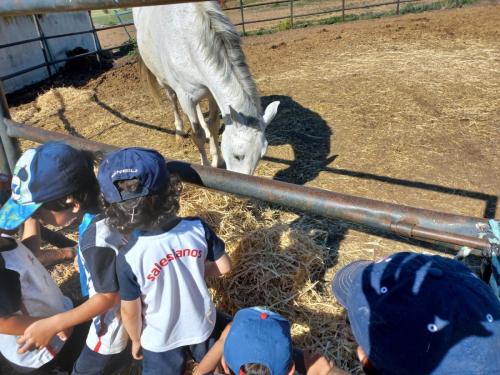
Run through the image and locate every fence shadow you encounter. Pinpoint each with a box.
[91,91,177,136]
[261,96,497,219]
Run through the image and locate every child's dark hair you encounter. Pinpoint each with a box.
[230,364,271,375]
[41,149,100,212]
[102,174,181,234]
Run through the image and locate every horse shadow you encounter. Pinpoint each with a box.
[262,95,335,185]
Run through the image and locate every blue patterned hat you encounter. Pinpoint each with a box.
[0,142,91,230]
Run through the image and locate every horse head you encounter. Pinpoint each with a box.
[221,101,280,175]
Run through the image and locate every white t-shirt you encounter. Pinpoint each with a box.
[0,235,72,369]
[117,218,226,352]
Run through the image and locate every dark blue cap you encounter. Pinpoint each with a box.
[97,147,169,203]
[0,142,93,230]
[224,307,293,375]
[332,252,500,375]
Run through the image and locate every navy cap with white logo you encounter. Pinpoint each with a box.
[332,252,500,375]
[97,147,169,203]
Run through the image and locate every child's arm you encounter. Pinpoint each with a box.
[194,323,232,375]
[205,254,232,279]
[17,292,118,353]
[304,352,351,375]
[202,220,232,279]
[18,244,120,353]
[121,298,143,360]
[0,267,40,336]
[117,252,143,360]
[0,316,41,336]
[21,218,74,266]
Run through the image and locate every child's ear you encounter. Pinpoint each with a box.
[287,362,295,375]
[66,197,81,214]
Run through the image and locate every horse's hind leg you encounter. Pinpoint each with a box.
[163,85,187,141]
[177,94,210,166]
[205,95,224,168]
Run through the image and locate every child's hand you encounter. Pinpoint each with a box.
[16,316,60,353]
[131,339,143,360]
[305,352,349,375]
[56,326,73,342]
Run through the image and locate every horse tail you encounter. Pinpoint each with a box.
[137,55,163,105]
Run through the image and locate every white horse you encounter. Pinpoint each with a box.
[133,2,280,175]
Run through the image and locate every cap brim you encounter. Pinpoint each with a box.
[332,260,372,307]
[0,198,42,230]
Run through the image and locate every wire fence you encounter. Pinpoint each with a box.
[0,0,464,84]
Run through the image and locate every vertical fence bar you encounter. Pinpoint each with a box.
[88,10,102,65]
[342,0,345,21]
[115,9,133,42]
[0,82,20,173]
[290,0,294,28]
[396,0,400,14]
[239,0,246,35]
[32,14,53,79]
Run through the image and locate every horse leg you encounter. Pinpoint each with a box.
[177,95,210,166]
[205,95,224,168]
[196,103,211,140]
[164,85,187,141]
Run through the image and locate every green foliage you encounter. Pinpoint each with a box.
[278,19,293,31]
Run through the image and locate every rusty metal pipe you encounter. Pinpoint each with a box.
[5,120,491,251]
[0,0,205,17]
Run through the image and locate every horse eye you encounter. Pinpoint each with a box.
[234,154,244,161]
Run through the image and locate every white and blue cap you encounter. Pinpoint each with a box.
[224,307,293,375]
[97,147,169,203]
[0,142,93,230]
[331,252,500,375]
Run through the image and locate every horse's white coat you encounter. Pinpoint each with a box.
[133,2,279,175]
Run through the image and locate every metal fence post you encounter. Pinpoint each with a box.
[342,0,345,21]
[33,14,54,78]
[239,0,246,35]
[0,83,20,173]
[88,11,102,65]
[290,0,294,28]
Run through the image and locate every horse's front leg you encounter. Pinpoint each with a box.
[177,95,210,166]
[205,95,224,168]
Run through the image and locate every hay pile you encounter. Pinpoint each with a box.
[179,184,362,373]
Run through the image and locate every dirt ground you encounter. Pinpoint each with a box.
[5,3,500,374]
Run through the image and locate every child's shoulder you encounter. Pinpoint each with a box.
[0,235,20,254]
[80,213,126,252]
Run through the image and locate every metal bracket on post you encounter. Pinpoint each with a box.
[0,82,20,174]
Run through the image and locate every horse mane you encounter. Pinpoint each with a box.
[196,2,262,115]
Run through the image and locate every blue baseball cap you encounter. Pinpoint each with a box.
[97,147,169,203]
[332,252,500,375]
[224,307,293,375]
[0,142,93,230]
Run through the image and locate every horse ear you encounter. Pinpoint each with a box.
[262,101,280,128]
[229,106,240,126]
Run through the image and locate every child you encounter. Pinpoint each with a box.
[0,176,88,374]
[194,307,345,375]
[97,147,232,375]
[0,142,129,374]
